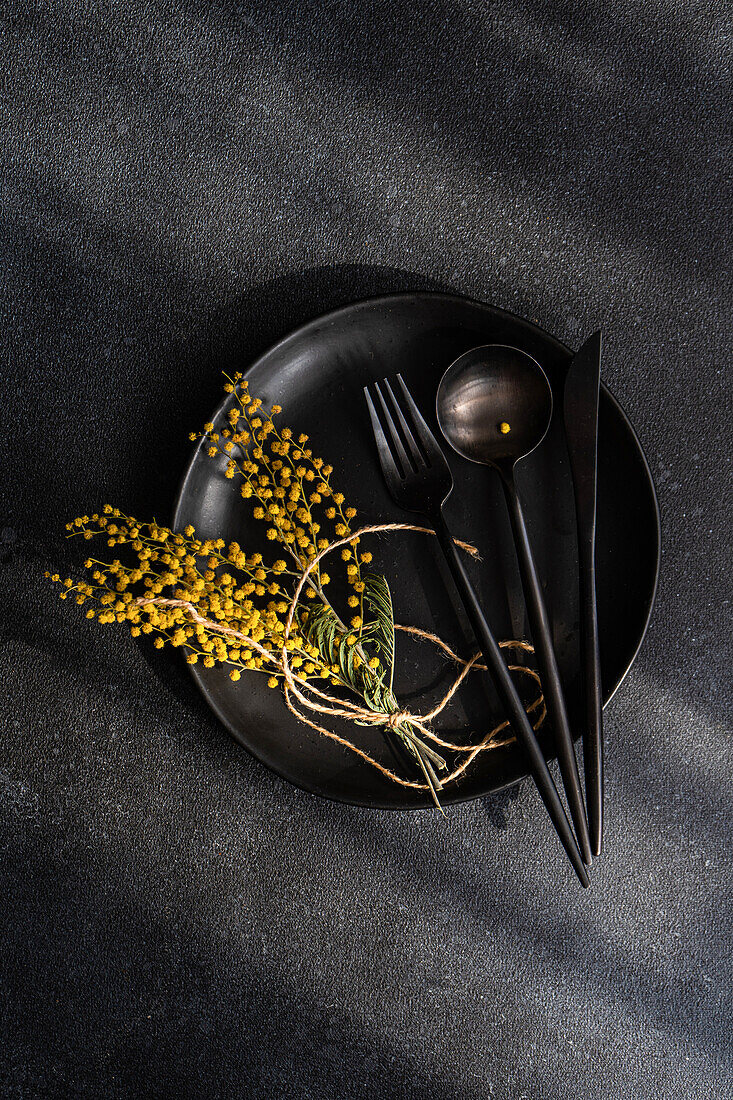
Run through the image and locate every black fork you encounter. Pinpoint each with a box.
[364,375,590,888]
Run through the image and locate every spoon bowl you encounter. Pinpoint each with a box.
[436,344,553,469]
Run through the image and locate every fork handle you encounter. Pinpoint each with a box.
[433,511,589,887]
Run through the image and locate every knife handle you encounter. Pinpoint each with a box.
[578,533,604,857]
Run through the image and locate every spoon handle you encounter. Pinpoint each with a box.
[433,511,589,887]
[500,473,593,865]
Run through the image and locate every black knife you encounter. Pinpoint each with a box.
[564,331,604,857]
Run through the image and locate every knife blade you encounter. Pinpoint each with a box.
[564,331,604,857]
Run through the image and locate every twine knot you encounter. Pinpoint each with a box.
[385,710,412,730]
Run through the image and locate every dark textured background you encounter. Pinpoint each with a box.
[1,1,732,1097]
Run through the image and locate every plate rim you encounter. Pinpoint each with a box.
[173,290,661,808]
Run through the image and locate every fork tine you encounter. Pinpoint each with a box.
[396,373,445,466]
[381,378,426,468]
[373,381,414,477]
[364,385,403,486]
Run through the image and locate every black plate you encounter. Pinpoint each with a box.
[174,293,660,809]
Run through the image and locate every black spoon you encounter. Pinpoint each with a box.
[436,345,593,866]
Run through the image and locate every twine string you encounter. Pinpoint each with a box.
[137,522,545,792]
